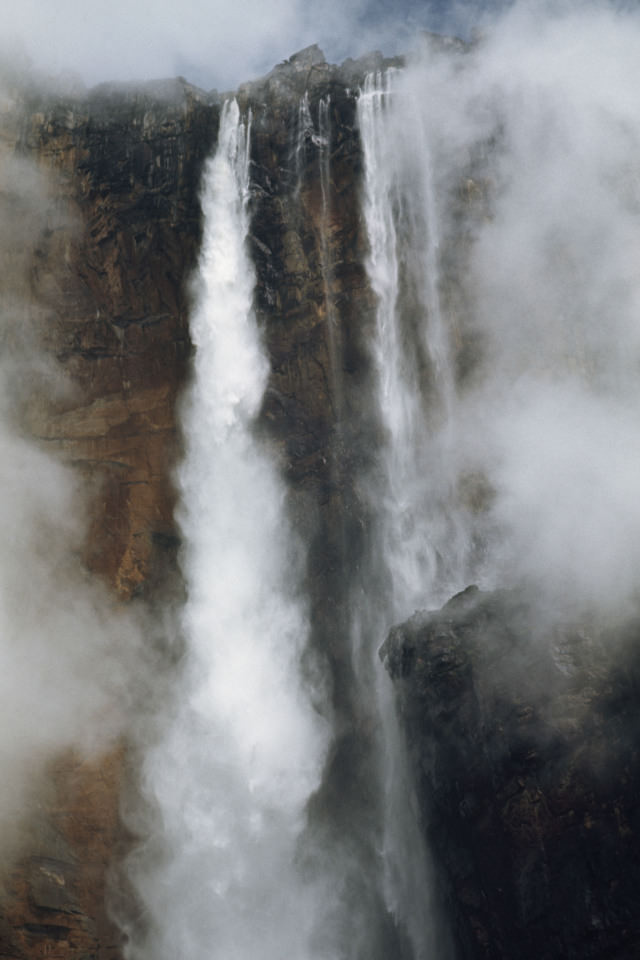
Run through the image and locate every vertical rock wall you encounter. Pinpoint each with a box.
[382,588,640,960]
[0,78,216,960]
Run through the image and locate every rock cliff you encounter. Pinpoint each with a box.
[0,74,217,960]
[382,587,640,959]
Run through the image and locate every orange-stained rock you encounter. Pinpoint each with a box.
[0,78,217,960]
[0,748,128,960]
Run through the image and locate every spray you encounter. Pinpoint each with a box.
[123,99,329,960]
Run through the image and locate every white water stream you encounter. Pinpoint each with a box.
[358,70,471,620]
[124,99,329,960]
[355,69,470,960]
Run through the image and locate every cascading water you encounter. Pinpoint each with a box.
[358,69,472,618]
[295,93,335,334]
[318,97,331,219]
[350,68,473,960]
[316,97,339,379]
[123,99,329,960]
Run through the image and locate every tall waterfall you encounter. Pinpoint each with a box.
[123,99,328,960]
[351,68,472,960]
[358,69,472,617]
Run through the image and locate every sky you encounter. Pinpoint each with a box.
[0,0,498,92]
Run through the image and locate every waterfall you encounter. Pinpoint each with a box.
[317,95,333,332]
[358,69,471,619]
[352,67,474,960]
[124,99,329,960]
[353,34,640,955]
[318,97,331,217]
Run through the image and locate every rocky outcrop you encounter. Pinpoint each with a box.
[382,586,640,960]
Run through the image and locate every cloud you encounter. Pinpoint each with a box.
[0,0,510,91]
[0,130,144,855]
[388,1,640,615]
[0,0,390,90]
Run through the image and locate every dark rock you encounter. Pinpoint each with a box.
[382,587,640,960]
[28,858,80,914]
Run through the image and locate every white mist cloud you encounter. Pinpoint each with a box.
[0,0,506,91]
[0,381,144,847]
[0,136,143,851]
[395,1,640,614]
[0,0,408,90]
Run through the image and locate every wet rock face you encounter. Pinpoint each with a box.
[0,750,128,960]
[240,49,410,735]
[382,586,640,960]
[247,56,373,491]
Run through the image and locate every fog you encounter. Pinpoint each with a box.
[374,3,640,621]
[0,131,144,858]
[1,0,486,91]
[0,409,143,839]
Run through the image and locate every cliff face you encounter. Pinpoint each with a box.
[382,587,640,960]
[19,78,218,597]
[0,77,218,960]
[2,43,639,960]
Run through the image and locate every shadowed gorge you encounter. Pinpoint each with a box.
[0,10,639,960]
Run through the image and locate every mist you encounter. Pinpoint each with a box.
[0,411,142,835]
[374,2,640,621]
[0,122,143,858]
[0,0,493,92]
